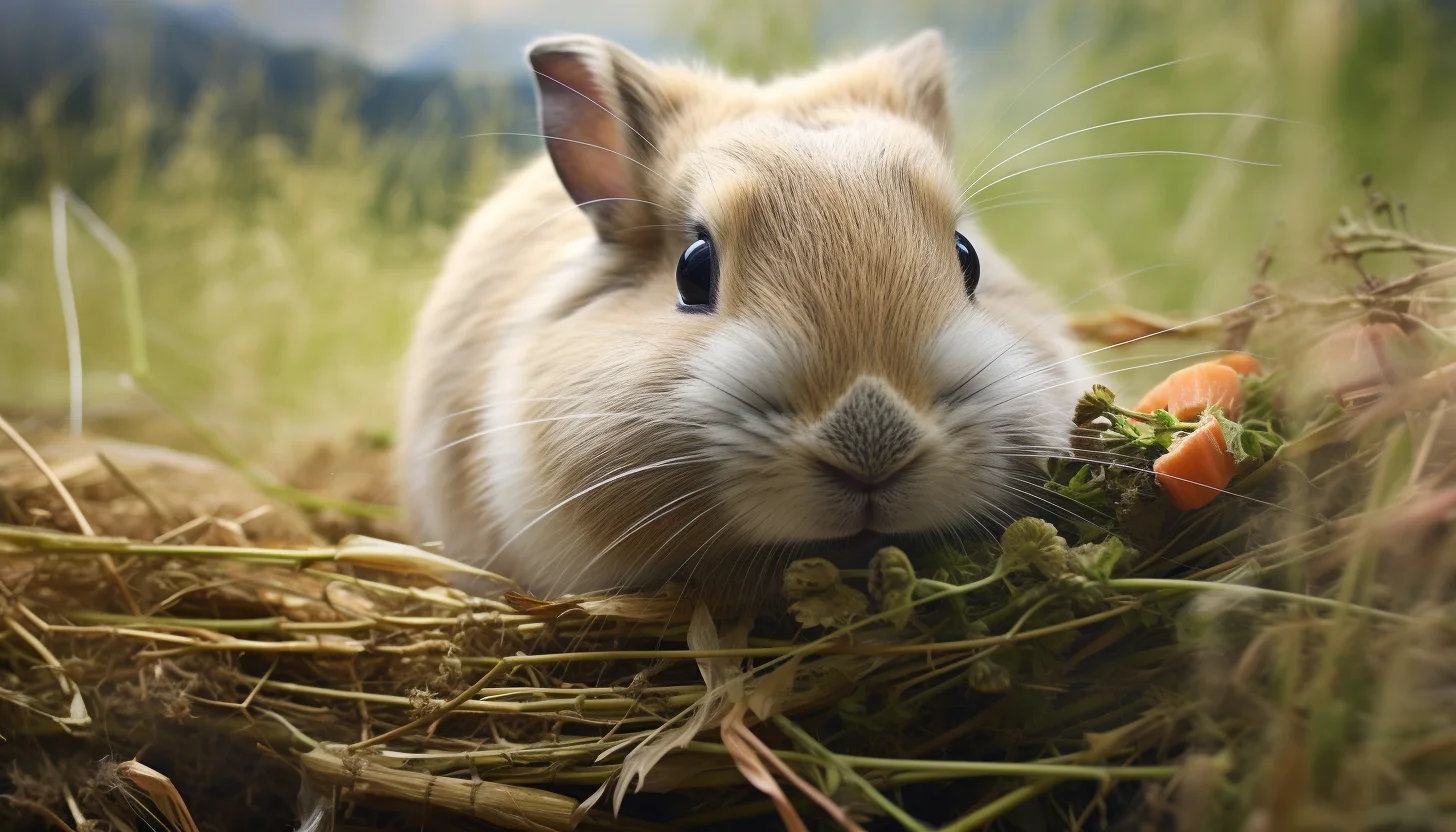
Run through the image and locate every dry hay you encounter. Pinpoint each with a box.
[2,195,1455,831]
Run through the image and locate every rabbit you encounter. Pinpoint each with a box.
[396,30,1089,604]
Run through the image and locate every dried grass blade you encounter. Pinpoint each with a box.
[0,413,140,613]
[774,714,932,832]
[3,613,89,727]
[746,654,803,721]
[334,535,518,585]
[114,760,201,832]
[730,713,869,832]
[721,701,810,832]
[598,599,744,814]
[298,747,577,831]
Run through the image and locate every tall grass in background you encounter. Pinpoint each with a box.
[0,3,522,462]
[2,0,1453,464]
[966,2,1456,316]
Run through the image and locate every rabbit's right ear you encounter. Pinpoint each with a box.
[528,36,666,241]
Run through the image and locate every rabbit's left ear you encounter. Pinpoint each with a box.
[884,29,952,148]
[528,35,667,241]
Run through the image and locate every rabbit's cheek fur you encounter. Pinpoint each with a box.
[472,242,701,593]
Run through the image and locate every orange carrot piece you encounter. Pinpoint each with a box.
[1161,362,1244,421]
[1135,361,1246,419]
[1153,418,1236,511]
[1216,352,1262,376]
[1134,380,1172,415]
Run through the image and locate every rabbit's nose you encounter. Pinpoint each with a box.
[814,375,923,485]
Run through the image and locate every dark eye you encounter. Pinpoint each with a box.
[955,230,980,297]
[676,234,717,311]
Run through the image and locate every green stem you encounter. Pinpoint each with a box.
[256,709,321,750]
[915,578,962,594]
[937,778,1062,832]
[1164,523,1257,567]
[858,603,1138,657]
[1105,578,1410,623]
[67,612,284,633]
[246,675,699,715]
[686,740,1176,781]
[1111,404,1198,430]
[902,592,1059,704]
[773,715,933,832]
[675,798,789,827]
[302,568,476,611]
[0,525,337,562]
[61,611,385,635]
[738,568,1012,671]
[844,758,1173,780]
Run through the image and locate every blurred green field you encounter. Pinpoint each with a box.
[2,0,1453,467]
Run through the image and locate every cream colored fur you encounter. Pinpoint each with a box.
[396,31,1088,603]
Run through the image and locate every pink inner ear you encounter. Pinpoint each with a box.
[532,51,635,209]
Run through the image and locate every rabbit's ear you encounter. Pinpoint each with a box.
[528,35,666,241]
[884,29,952,149]
[799,29,954,150]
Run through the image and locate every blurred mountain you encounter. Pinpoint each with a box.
[0,0,533,138]
[396,24,684,80]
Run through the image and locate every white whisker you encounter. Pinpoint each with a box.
[962,111,1294,196]
[441,395,593,421]
[573,487,714,578]
[962,198,1062,220]
[964,56,1204,184]
[961,187,1047,211]
[466,132,671,182]
[963,149,1278,205]
[980,348,1249,411]
[493,455,709,559]
[960,296,1274,404]
[659,514,740,604]
[621,500,726,596]
[998,481,1117,533]
[422,412,701,458]
[943,264,1182,400]
[1000,453,1315,517]
[962,37,1094,165]
[515,197,667,240]
[531,69,662,155]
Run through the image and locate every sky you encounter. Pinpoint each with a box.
[144,1,1010,79]
[152,0,705,70]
